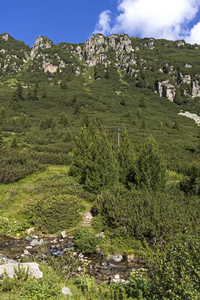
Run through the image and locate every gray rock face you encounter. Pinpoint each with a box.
[192,80,200,97]
[2,33,9,41]
[177,40,185,47]
[82,33,134,69]
[144,38,155,49]
[157,80,176,101]
[0,263,43,279]
[31,36,52,59]
[180,73,191,84]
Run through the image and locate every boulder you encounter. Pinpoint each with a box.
[108,254,123,263]
[30,239,44,247]
[127,254,135,263]
[62,287,72,296]
[113,274,120,283]
[30,235,38,239]
[0,263,43,279]
[60,231,67,239]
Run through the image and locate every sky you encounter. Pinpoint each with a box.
[1,0,200,46]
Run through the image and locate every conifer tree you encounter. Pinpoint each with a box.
[135,136,167,191]
[69,125,93,182]
[118,129,136,185]
[84,130,119,192]
[13,82,23,101]
[70,125,119,192]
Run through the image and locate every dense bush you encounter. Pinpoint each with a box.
[30,151,72,165]
[94,186,200,241]
[148,236,200,299]
[180,165,200,195]
[0,149,39,183]
[28,195,82,233]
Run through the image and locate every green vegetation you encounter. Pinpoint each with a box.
[0,33,200,299]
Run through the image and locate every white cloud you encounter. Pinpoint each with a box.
[186,22,200,44]
[94,0,200,43]
[93,10,111,36]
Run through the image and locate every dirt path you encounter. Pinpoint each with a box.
[82,211,93,226]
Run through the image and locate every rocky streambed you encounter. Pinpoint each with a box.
[0,234,144,283]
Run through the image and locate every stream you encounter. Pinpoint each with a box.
[0,234,144,283]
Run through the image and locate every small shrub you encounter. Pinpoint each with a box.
[75,227,98,254]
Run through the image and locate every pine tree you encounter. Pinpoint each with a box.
[27,86,33,101]
[13,82,24,102]
[32,85,39,101]
[118,129,136,185]
[69,125,93,182]
[70,125,119,192]
[84,130,119,192]
[174,89,183,105]
[42,86,47,99]
[74,102,81,115]
[135,136,167,191]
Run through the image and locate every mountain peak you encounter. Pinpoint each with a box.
[31,35,53,59]
[1,33,9,41]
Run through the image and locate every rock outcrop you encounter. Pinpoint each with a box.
[192,80,200,98]
[1,33,9,41]
[157,80,176,101]
[31,36,52,59]
[81,33,134,68]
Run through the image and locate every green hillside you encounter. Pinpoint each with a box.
[0,33,200,299]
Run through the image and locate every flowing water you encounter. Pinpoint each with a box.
[0,235,144,283]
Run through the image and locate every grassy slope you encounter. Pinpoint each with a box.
[0,165,92,236]
[0,58,200,235]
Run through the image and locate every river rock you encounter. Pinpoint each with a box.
[30,239,40,246]
[24,236,32,242]
[108,254,123,263]
[62,287,72,296]
[26,227,34,235]
[26,246,33,250]
[127,254,135,263]
[113,274,120,283]
[30,235,38,239]
[61,231,67,239]
[30,239,44,246]
[0,263,43,279]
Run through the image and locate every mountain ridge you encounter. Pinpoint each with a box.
[1,32,200,104]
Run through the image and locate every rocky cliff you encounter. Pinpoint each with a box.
[1,32,200,104]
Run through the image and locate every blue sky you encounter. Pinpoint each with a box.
[1,0,200,46]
